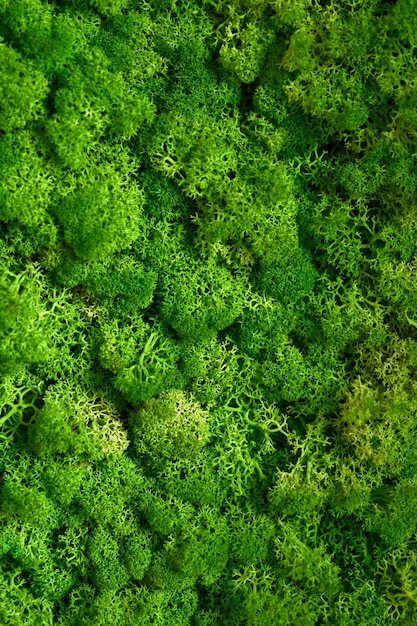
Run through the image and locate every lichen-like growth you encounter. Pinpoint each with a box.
[1,0,416,623]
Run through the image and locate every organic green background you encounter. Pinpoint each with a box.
[1,0,417,623]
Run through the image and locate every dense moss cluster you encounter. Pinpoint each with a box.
[1,0,417,623]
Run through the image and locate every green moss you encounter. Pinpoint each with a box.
[0,0,416,623]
